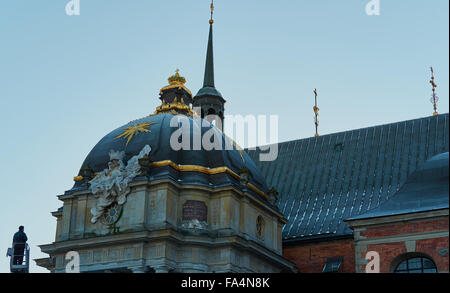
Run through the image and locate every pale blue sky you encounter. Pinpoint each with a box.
[0,0,448,273]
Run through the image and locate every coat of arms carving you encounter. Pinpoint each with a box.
[88,145,151,224]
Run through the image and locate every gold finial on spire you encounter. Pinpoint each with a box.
[209,0,214,24]
[430,66,439,116]
[159,69,192,96]
[168,69,186,85]
[313,88,320,137]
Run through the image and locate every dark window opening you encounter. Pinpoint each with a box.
[394,257,437,273]
[322,256,343,273]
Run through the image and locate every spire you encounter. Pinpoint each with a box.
[194,0,225,130]
[430,66,439,116]
[203,1,215,88]
[194,0,224,101]
[210,0,214,25]
[313,89,320,137]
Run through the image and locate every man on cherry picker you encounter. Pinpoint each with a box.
[12,226,28,265]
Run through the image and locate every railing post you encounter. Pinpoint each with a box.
[9,247,14,273]
[25,244,30,273]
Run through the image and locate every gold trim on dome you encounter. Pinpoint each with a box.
[153,97,199,117]
[149,160,269,200]
[159,84,193,97]
[225,134,245,162]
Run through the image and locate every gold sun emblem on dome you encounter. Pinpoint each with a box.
[115,122,156,146]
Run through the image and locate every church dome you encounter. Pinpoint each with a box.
[70,71,270,201]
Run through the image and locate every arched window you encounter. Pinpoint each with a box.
[393,255,437,273]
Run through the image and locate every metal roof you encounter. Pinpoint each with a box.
[346,152,448,221]
[69,114,269,199]
[247,113,449,241]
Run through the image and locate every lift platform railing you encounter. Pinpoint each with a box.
[6,243,30,273]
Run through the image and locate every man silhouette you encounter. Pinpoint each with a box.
[12,226,28,265]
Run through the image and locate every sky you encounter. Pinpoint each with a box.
[0,0,448,273]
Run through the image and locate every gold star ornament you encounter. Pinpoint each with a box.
[115,122,156,146]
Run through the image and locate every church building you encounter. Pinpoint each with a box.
[35,6,295,273]
[35,4,448,273]
[249,114,449,273]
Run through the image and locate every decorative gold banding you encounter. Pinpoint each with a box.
[153,98,198,117]
[149,160,269,200]
[247,183,268,199]
[159,84,193,97]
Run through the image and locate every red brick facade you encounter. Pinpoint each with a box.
[360,216,449,273]
[347,211,449,273]
[282,214,449,273]
[283,238,355,273]
[361,218,449,238]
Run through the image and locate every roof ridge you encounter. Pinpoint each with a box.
[247,113,449,150]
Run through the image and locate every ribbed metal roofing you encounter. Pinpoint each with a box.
[346,152,449,221]
[247,114,449,241]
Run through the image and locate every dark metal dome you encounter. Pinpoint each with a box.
[70,113,270,200]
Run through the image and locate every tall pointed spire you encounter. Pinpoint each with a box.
[203,21,215,87]
[194,0,226,131]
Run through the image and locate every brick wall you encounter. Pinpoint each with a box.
[283,215,448,273]
[361,218,449,238]
[283,238,355,273]
[416,237,449,271]
[354,215,449,273]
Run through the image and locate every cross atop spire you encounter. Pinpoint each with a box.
[430,66,439,116]
[313,89,320,137]
[210,0,214,24]
[196,0,224,91]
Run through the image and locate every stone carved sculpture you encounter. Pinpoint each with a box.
[89,145,152,223]
[239,167,250,187]
[182,219,208,230]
